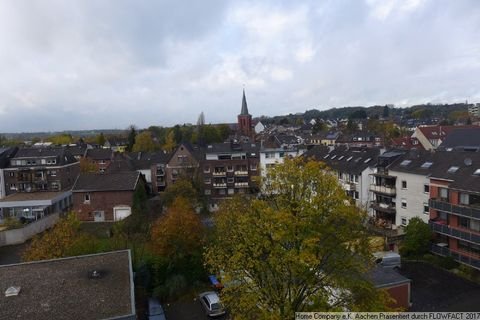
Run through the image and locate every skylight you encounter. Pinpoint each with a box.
[346,156,353,162]
[354,157,362,162]
[400,160,412,167]
[364,158,371,163]
[474,169,480,176]
[331,155,337,159]
[447,166,459,174]
[338,156,344,160]
[324,154,330,159]
[421,162,433,169]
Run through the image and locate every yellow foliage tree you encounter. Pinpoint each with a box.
[162,130,176,153]
[132,131,157,152]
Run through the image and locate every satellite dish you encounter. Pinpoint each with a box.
[464,158,472,166]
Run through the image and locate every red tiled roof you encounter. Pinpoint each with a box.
[417,125,478,140]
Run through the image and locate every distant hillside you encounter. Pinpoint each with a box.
[259,102,472,125]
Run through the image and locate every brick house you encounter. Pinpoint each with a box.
[165,143,201,186]
[85,148,114,173]
[73,171,144,222]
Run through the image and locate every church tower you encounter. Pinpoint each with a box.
[237,89,253,137]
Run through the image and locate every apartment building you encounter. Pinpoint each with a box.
[428,152,480,270]
[165,142,201,186]
[0,147,79,222]
[201,141,259,210]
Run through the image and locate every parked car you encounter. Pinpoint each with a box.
[199,291,226,317]
[146,297,166,320]
[373,251,401,268]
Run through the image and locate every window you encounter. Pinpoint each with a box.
[331,155,337,159]
[353,191,359,200]
[324,154,330,159]
[460,193,469,205]
[204,189,211,195]
[400,160,412,167]
[84,193,90,203]
[401,217,407,226]
[364,158,372,163]
[204,166,210,173]
[439,188,448,201]
[8,172,14,177]
[279,152,285,158]
[401,199,407,209]
[9,183,16,190]
[204,178,211,184]
[346,156,353,162]
[99,168,105,173]
[447,166,459,174]
[474,168,480,176]
[228,188,234,195]
[423,203,429,214]
[338,156,344,160]
[227,177,234,183]
[401,180,407,189]
[227,165,233,172]
[421,161,433,169]
[250,164,257,171]
[424,184,430,193]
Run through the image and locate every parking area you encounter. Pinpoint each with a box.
[0,243,26,265]
[399,261,480,311]
[163,294,228,320]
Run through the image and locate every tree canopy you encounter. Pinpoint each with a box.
[132,131,157,152]
[205,158,391,319]
[400,217,432,258]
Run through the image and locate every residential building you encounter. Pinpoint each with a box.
[412,125,477,151]
[0,147,79,223]
[128,151,170,193]
[429,152,480,270]
[390,137,423,151]
[201,141,259,210]
[321,132,340,146]
[260,142,306,179]
[0,250,136,320]
[165,142,201,186]
[0,147,18,199]
[104,137,128,153]
[438,127,480,152]
[73,171,144,222]
[468,103,480,118]
[305,146,380,211]
[85,148,113,173]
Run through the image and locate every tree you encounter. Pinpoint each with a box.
[400,217,432,258]
[79,157,97,173]
[132,131,157,152]
[205,158,391,319]
[349,110,367,119]
[127,125,137,152]
[162,130,177,152]
[47,134,73,145]
[151,197,204,261]
[23,213,91,261]
[383,105,390,118]
[162,178,199,208]
[96,132,106,146]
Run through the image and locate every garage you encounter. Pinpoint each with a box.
[114,206,132,221]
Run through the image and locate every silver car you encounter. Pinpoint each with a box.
[198,291,226,317]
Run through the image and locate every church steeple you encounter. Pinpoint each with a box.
[240,89,249,115]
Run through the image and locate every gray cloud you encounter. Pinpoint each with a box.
[0,0,479,132]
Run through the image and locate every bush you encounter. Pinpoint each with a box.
[153,274,188,301]
[438,256,458,270]
[3,217,23,230]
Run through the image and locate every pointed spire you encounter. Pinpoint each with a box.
[240,89,249,115]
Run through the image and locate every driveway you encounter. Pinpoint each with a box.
[0,243,27,265]
[163,295,228,320]
[399,261,480,311]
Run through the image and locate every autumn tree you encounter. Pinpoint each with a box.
[205,158,392,319]
[96,132,106,146]
[79,157,97,173]
[47,133,73,145]
[23,213,93,261]
[132,131,157,152]
[162,178,199,208]
[163,130,176,152]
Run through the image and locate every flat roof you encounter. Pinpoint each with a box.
[0,250,135,320]
[0,191,71,208]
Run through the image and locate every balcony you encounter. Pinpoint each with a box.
[234,171,248,176]
[234,182,249,188]
[341,182,356,191]
[429,221,480,244]
[429,199,480,220]
[370,202,396,214]
[370,184,396,196]
[431,244,480,270]
[213,183,227,188]
[213,171,226,177]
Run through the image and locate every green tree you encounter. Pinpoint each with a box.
[163,130,177,152]
[47,134,73,145]
[96,132,106,146]
[132,131,157,152]
[205,158,391,319]
[382,105,390,118]
[127,125,137,152]
[162,178,199,208]
[400,217,432,258]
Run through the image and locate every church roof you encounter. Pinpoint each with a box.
[240,89,249,115]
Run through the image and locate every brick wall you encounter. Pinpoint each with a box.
[386,283,410,310]
[73,190,134,221]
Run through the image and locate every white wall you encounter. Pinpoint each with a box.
[259,148,306,178]
[391,170,430,226]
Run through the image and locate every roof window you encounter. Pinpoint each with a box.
[421,162,433,169]
[447,166,459,174]
[364,158,372,163]
[400,160,412,167]
[346,156,353,162]
[331,155,337,159]
[474,169,480,176]
[338,156,344,160]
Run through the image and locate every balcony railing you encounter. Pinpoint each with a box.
[341,182,356,191]
[213,183,227,188]
[234,182,249,188]
[235,171,248,176]
[429,221,480,244]
[370,184,396,195]
[213,171,226,176]
[370,202,396,214]
[431,244,480,270]
[429,199,480,220]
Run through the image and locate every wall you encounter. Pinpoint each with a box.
[386,283,410,310]
[74,190,133,221]
[0,213,59,247]
[392,171,430,226]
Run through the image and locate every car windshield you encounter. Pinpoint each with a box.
[211,302,223,310]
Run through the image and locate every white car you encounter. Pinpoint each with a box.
[198,291,226,317]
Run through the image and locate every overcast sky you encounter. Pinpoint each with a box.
[0,0,479,132]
